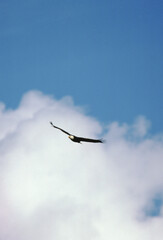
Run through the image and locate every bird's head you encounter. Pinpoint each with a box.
[68,135,74,140]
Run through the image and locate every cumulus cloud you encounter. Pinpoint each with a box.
[0,90,163,240]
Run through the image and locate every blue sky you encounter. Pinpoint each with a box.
[0,0,163,133]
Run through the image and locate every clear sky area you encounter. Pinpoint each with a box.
[0,0,163,133]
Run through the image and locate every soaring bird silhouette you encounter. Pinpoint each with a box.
[50,122,103,143]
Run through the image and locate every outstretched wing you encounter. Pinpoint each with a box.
[50,122,70,135]
[76,136,103,143]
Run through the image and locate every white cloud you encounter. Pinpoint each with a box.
[133,116,151,137]
[0,90,163,240]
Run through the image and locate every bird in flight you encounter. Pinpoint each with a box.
[50,122,104,144]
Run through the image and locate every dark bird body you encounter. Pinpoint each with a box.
[50,122,103,144]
